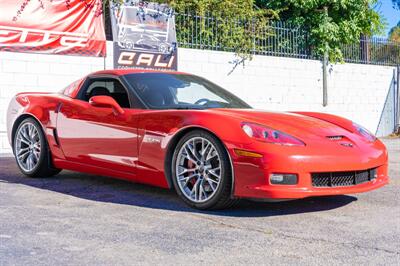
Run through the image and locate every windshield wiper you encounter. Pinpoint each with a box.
[171,106,205,110]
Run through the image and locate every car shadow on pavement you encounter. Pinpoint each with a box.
[0,158,357,218]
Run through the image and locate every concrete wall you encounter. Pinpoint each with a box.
[0,42,114,154]
[0,42,396,153]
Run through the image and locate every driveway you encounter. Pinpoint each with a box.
[0,138,399,265]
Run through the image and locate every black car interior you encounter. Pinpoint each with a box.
[82,79,131,108]
[140,85,176,107]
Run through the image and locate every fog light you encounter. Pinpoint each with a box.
[270,173,298,185]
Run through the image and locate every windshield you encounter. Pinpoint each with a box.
[124,73,251,109]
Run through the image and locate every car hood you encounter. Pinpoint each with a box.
[211,109,353,141]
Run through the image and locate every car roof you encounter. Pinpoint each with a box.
[66,69,191,99]
[91,69,191,77]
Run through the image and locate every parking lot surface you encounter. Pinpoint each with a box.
[0,138,399,265]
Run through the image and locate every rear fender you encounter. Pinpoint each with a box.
[7,94,65,160]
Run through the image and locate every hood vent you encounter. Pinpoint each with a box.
[327,135,344,141]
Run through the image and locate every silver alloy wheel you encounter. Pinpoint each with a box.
[15,122,41,172]
[175,137,222,203]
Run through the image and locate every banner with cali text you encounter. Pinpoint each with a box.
[0,0,106,57]
[110,0,177,70]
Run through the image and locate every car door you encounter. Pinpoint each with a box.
[56,76,143,175]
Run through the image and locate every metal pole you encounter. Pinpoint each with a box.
[396,65,400,134]
[322,6,328,107]
[102,0,107,70]
[322,47,328,107]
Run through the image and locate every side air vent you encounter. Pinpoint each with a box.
[53,128,60,146]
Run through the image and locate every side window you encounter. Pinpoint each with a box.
[80,78,131,108]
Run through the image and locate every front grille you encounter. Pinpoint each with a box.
[312,168,377,187]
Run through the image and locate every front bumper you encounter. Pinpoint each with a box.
[242,168,388,199]
[228,139,389,199]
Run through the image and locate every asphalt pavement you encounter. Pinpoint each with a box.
[0,138,399,265]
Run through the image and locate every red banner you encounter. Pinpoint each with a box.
[0,0,106,57]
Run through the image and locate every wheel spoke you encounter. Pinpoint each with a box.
[25,125,32,140]
[206,147,217,161]
[31,129,38,140]
[28,124,33,138]
[17,147,29,156]
[19,131,30,143]
[177,165,196,175]
[190,179,200,200]
[33,150,40,161]
[30,154,36,169]
[191,139,203,161]
[179,173,198,184]
[208,167,221,178]
[207,177,219,184]
[18,150,29,161]
[184,146,198,164]
[201,142,211,158]
[26,154,32,170]
[18,137,30,146]
[206,179,217,191]
[199,180,205,201]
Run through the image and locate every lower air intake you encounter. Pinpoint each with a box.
[312,168,377,187]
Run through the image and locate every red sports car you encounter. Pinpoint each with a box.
[7,69,389,210]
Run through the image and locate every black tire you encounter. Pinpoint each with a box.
[13,118,61,178]
[171,130,237,210]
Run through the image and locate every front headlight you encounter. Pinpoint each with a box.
[241,122,305,146]
[353,122,376,142]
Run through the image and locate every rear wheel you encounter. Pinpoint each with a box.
[13,118,61,178]
[171,130,236,210]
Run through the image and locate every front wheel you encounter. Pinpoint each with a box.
[171,130,236,210]
[13,118,61,178]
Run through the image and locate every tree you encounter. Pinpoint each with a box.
[390,0,400,42]
[393,0,400,10]
[389,22,400,42]
[162,0,277,60]
[255,0,385,62]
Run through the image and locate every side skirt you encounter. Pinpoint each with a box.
[53,159,169,188]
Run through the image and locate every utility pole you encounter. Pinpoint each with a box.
[322,6,328,107]
[103,0,107,70]
[397,65,400,134]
